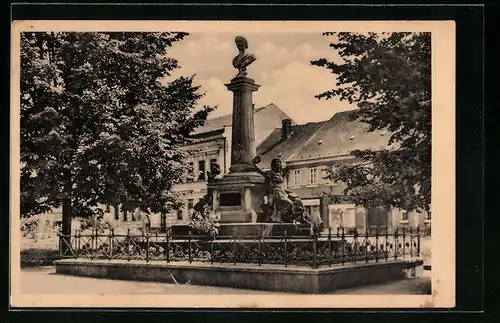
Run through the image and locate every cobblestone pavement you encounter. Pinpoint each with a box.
[20,266,431,295]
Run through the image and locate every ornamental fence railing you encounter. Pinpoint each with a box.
[58,226,421,268]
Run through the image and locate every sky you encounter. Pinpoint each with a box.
[167,33,357,124]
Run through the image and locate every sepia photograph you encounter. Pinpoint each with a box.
[10,20,455,308]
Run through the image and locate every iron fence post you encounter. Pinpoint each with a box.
[341,227,345,265]
[63,230,70,258]
[72,229,77,259]
[232,227,237,266]
[417,225,421,257]
[410,226,413,257]
[385,228,389,261]
[188,228,192,263]
[328,228,332,267]
[365,228,369,263]
[146,232,150,263]
[91,229,96,260]
[375,225,379,263]
[353,229,358,264]
[284,230,288,267]
[109,229,114,261]
[88,229,93,260]
[141,229,145,261]
[210,234,214,265]
[258,225,262,267]
[166,228,170,263]
[127,228,131,262]
[73,229,78,258]
[155,231,158,261]
[402,226,406,257]
[394,227,399,260]
[76,230,80,259]
[58,230,62,257]
[312,232,318,269]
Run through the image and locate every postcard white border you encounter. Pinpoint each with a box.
[10,20,455,308]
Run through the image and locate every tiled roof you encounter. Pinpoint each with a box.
[289,110,389,161]
[256,110,390,169]
[256,121,325,168]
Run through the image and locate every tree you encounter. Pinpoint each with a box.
[311,32,431,212]
[20,32,214,235]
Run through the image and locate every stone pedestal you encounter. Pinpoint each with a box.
[209,172,266,223]
[208,75,265,223]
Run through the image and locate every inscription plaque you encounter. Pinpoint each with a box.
[219,192,242,207]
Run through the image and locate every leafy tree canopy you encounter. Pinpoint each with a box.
[311,32,431,212]
[20,32,214,220]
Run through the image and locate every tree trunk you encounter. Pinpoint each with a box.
[61,169,72,235]
[62,99,76,239]
[114,204,119,221]
[61,198,72,235]
[60,168,72,255]
[160,213,166,232]
[123,208,128,222]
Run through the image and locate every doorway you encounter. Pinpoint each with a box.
[367,207,389,234]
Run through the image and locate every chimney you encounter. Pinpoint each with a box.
[281,119,292,141]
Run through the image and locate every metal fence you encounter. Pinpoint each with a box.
[58,226,421,268]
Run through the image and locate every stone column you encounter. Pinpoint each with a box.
[225,76,260,173]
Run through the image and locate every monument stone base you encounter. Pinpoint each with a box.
[54,258,425,294]
[208,171,266,223]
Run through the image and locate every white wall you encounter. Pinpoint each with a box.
[328,204,356,230]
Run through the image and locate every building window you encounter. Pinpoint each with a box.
[308,168,318,185]
[187,199,194,210]
[177,209,183,220]
[198,160,206,181]
[401,211,409,221]
[291,169,301,187]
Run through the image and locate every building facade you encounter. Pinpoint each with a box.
[256,111,431,234]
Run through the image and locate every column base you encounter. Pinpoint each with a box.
[208,172,266,223]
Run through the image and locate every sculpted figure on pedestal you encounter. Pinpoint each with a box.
[252,156,295,223]
[193,162,221,213]
[232,36,257,77]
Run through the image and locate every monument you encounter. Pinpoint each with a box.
[207,35,267,224]
[166,35,311,237]
[205,36,309,236]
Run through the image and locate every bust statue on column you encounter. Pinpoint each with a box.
[232,36,257,77]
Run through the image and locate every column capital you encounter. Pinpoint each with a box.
[225,76,261,92]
